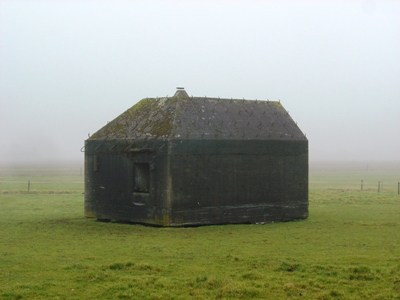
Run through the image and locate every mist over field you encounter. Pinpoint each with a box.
[1,0,399,164]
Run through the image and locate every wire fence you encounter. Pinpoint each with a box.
[309,162,400,194]
[1,162,399,194]
[0,163,84,194]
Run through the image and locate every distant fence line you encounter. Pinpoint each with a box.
[0,179,84,194]
[14,179,400,194]
[0,165,83,176]
[310,179,400,194]
[360,180,399,194]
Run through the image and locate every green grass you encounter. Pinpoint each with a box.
[0,163,83,194]
[1,162,400,299]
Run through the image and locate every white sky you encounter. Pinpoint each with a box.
[1,0,399,163]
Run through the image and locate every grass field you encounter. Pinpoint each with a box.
[1,162,400,299]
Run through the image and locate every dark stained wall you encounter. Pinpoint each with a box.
[169,139,308,225]
[85,138,308,226]
[84,139,172,225]
[85,91,308,226]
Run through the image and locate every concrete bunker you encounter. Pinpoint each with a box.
[84,88,308,226]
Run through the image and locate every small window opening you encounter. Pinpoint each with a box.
[94,155,98,172]
[133,163,150,193]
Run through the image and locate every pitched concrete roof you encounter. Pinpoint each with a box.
[90,89,306,141]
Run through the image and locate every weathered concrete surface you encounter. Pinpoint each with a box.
[84,89,308,226]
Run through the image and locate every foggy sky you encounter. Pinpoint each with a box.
[1,0,399,163]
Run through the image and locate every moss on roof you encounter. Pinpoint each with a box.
[90,97,178,140]
[89,92,306,141]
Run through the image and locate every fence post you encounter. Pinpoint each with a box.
[398,182,399,195]
[28,180,30,193]
[378,181,380,193]
[361,180,363,191]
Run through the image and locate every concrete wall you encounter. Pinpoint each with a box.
[84,139,171,225]
[169,139,308,225]
[84,138,308,226]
